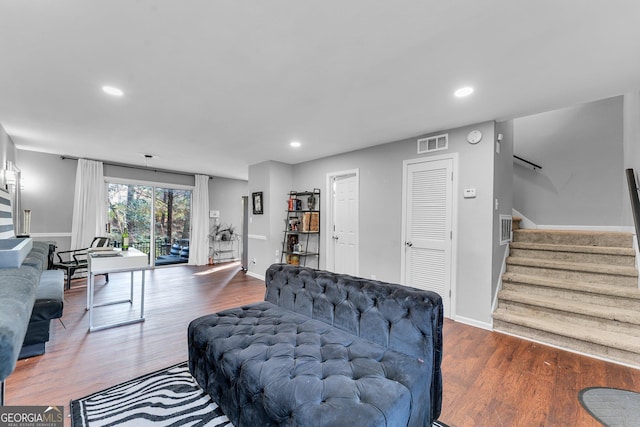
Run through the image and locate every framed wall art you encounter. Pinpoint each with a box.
[252,191,263,215]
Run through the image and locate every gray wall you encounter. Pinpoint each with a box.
[18,151,76,249]
[250,120,501,326]
[513,96,625,227]
[209,176,248,234]
[623,91,640,227]
[104,164,195,187]
[492,120,514,297]
[17,150,247,253]
[247,161,292,278]
[0,124,17,188]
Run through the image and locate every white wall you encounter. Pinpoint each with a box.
[513,96,625,227]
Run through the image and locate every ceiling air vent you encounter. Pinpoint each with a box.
[417,134,448,154]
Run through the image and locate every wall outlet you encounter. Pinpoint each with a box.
[371,274,376,280]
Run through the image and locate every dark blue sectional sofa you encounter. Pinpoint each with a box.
[189,264,443,426]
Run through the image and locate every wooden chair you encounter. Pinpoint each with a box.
[53,237,112,290]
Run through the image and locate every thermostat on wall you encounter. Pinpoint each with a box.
[463,188,477,198]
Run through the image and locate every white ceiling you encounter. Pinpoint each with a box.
[1,1,639,180]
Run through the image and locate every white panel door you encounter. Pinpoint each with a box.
[332,174,358,275]
[404,158,453,317]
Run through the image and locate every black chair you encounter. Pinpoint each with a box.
[53,237,112,290]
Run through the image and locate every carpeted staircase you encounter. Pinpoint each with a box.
[493,218,640,368]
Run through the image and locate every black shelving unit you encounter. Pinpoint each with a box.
[281,189,320,268]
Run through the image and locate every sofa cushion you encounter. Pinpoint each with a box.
[21,241,50,271]
[179,246,189,259]
[189,301,433,427]
[0,241,58,379]
[0,269,38,381]
[30,270,64,322]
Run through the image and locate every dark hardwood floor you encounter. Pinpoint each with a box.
[6,263,640,426]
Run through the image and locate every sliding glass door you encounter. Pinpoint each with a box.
[106,181,192,266]
[154,187,191,265]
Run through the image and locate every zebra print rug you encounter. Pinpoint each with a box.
[70,361,231,426]
[71,361,450,427]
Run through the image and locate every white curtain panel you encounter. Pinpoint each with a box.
[70,159,106,250]
[189,174,210,265]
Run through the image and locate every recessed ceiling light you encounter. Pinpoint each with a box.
[290,141,301,148]
[102,85,124,97]
[454,86,474,98]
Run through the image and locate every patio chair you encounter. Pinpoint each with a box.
[53,237,112,290]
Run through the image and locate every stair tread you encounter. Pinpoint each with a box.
[502,272,640,299]
[513,229,633,248]
[498,289,640,324]
[510,241,635,256]
[506,256,639,277]
[514,229,632,237]
[493,308,640,353]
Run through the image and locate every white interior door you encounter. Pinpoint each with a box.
[328,171,358,275]
[403,157,453,317]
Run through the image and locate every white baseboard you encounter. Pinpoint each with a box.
[246,271,265,281]
[29,232,72,238]
[454,315,493,331]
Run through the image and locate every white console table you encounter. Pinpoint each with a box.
[86,248,151,332]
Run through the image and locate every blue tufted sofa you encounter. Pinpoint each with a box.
[188,264,443,426]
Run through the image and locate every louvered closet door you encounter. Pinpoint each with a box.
[404,158,452,317]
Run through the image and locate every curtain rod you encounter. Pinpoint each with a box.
[60,155,212,179]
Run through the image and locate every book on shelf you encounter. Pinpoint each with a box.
[302,212,319,232]
[286,234,299,252]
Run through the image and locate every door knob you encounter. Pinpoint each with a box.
[333,236,339,240]
[405,241,413,247]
